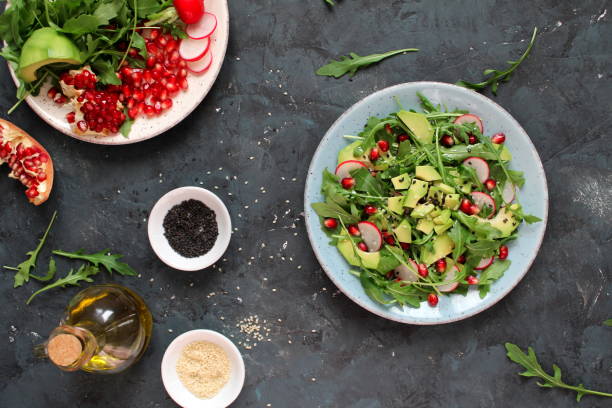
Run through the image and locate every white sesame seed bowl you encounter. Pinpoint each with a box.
[161,329,245,408]
[148,186,231,271]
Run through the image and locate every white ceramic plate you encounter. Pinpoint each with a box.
[7,0,229,145]
[304,82,548,325]
[161,329,245,408]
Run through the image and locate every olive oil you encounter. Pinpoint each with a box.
[45,284,152,374]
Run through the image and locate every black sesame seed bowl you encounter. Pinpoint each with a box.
[148,187,232,271]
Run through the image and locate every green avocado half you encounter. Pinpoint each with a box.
[18,28,82,83]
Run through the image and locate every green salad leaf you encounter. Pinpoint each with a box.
[52,249,137,276]
[316,48,418,79]
[27,264,100,304]
[312,200,360,225]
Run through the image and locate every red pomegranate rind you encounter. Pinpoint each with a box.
[0,119,54,205]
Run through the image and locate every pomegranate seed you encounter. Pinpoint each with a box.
[400,242,410,250]
[153,100,162,114]
[369,147,380,161]
[384,235,395,245]
[66,112,76,124]
[179,77,188,90]
[385,124,393,134]
[484,179,497,191]
[62,74,74,85]
[76,120,88,132]
[131,71,143,85]
[397,134,409,142]
[370,171,377,178]
[144,104,156,116]
[166,39,178,53]
[178,68,188,78]
[457,254,466,264]
[466,275,479,285]
[441,135,454,147]
[341,177,355,189]
[468,134,477,144]
[347,225,360,236]
[435,259,447,273]
[150,29,160,40]
[469,204,481,215]
[417,264,428,278]
[133,91,144,101]
[128,107,139,119]
[428,293,439,307]
[47,87,58,99]
[460,199,473,214]
[146,56,157,68]
[25,186,38,198]
[156,35,168,46]
[357,242,368,252]
[161,99,172,110]
[166,82,178,93]
[491,132,506,144]
[499,245,509,260]
[37,171,47,181]
[364,205,377,215]
[54,95,67,104]
[128,47,138,57]
[377,140,389,152]
[323,218,338,229]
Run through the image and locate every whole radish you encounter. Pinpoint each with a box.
[174,0,205,24]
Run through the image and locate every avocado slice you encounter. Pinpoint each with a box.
[391,173,411,190]
[337,239,360,266]
[18,28,82,83]
[493,143,512,161]
[397,111,433,144]
[427,186,444,206]
[477,207,519,237]
[388,196,405,215]
[415,165,441,181]
[433,209,451,225]
[433,181,455,194]
[421,234,455,265]
[357,249,380,269]
[444,194,460,210]
[416,218,434,234]
[337,141,370,165]
[393,219,412,243]
[404,179,429,208]
[410,203,435,218]
[434,220,453,234]
[454,178,472,194]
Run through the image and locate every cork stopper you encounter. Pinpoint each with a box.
[48,334,82,367]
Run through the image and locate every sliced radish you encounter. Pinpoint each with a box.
[394,259,419,282]
[474,256,494,270]
[502,182,516,203]
[357,221,382,252]
[453,114,484,134]
[186,12,217,39]
[471,192,496,219]
[179,37,211,61]
[462,156,490,183]
[187,51,213,73]
[335,160,367,180]
[438,265,460,292]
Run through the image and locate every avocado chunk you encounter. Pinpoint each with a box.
[416,218,434,234]
[429,207,442,218]
[415,165,442,181]
[434,220,453,234]
[388,196,405,215]
[493,143,512,161]
[404,179,429,208]
[393,219,412,243]
[454,178,472,194]
[337,141,370,165]
[357,249,380,269]
[433,209,451,225]
[337,239,360,266]
[444,193,460,210]
[427,186,445,206]
[18,28,82,83]
[410,203,435,218]
[397,111,433,144]
[433,181,455,194]
[477,207,519,237]
[391,173,411,190]
[421,234,455,265]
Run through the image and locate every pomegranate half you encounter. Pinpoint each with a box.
[0,119,54,205]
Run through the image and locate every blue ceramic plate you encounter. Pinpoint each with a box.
[304,82,548,325]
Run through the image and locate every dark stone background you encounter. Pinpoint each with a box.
[1,0,610,407]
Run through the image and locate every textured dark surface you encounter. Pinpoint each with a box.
[1,1,611,407]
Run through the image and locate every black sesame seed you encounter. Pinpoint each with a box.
[163,199,219,258]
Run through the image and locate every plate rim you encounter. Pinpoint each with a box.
[7,0,229,146]
[304,81,549,325]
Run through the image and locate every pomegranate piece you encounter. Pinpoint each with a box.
[0,119,54,205]
[491,132,506,144]
[499,245,509,260]
[323,218,338,229]
[427,293,439,307]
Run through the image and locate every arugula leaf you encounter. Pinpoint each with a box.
[376,247,401,274]
[448,221,468,260]
[312,200,360,225]
[416,92,438,114]
[94,0,124,22]
[62,15,108,36]
[29,258,58,283]
[351,167,386,197]
[27,265,100,304]
[316,48,418,79]
[440,144,497,162]
[321,169,347,207]
[360,270,391,305]
[120,116,134,138]
[456,211,503,240]
[465,240,501,258]
[4,211,57,287]
[324,0,336,5]
[52,249,137,276]
[505,343,612,401]
[604,319,612,327]
[457,27,538,95]
[91,59,122,85]
[478,259,510,298]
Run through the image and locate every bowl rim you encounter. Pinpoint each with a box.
[304,81,549,325]
[160,329,246,408]
[147,186,232,271]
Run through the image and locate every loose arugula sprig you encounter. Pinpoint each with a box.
[27,264,100,304]
[505,343,612,402]
[324,0,336,5]
[3,211,58,287]
[457,27,538,95]
[604,319,612,327]
[52,249,138,276]
[316,48,418,78]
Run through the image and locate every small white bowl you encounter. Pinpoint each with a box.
[161,330,245,408]
[148,187,231,271]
